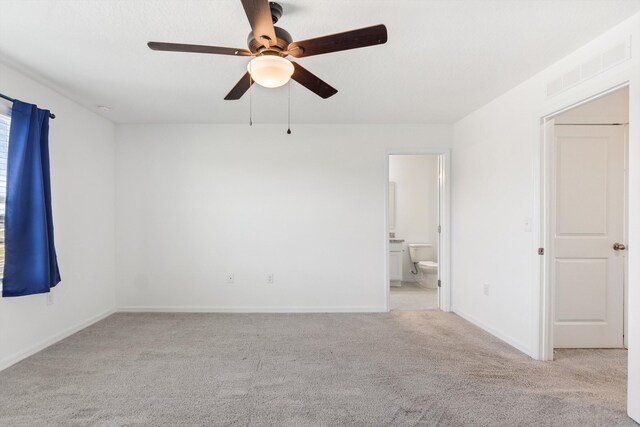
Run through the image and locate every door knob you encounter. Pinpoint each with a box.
[613,242,626,251]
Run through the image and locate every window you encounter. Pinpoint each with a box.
[0,113,9,283]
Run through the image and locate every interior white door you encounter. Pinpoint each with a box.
[552,124,626,348]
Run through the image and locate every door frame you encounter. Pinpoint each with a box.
[384,149,452,312]
[538,83,630,360]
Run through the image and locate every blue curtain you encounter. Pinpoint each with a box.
[2,100,60,297]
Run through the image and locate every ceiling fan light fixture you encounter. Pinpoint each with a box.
[247,56,294,88]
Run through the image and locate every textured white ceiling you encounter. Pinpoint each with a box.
[1,0,639,124]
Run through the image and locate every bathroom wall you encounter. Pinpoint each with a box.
[115,124,451,312]
[388,155,439,281]
[0,62,117,370]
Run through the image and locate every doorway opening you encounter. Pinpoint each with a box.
[388,154,442,311]
[542,86,629,356]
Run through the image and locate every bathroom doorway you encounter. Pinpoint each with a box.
[542,86,629,353]
[387,154,445,311]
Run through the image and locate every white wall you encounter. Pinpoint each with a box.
[0,63,116,370]
[115,124,451,312]
[451,13,640,422]
[389,155,439,281]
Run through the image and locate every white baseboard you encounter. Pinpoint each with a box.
[117,306,388,313]
[453,308,533,357]
[0,308,116,372]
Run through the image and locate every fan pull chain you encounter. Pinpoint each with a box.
[287,79,291,134]
[249,63,253,126]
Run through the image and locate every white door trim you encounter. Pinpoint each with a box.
[384,149,452,312]
[537,83,630,360]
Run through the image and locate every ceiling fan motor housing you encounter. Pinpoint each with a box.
[247,26,292,55]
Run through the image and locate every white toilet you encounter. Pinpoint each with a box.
[408,243,438,289]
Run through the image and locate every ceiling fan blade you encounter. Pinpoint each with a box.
[290,62,337,99]
[241,0,277,48]
[288,24,387,58]
[148,42,253,56]
[224,72,254,100]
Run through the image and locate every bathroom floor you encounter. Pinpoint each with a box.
[390,282,438,310]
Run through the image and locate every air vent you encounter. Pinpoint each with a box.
[546,37,631,98]
[580,57,602,80]
[562,68,580,88]
[602,43,627,68]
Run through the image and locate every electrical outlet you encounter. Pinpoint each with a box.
[46,292,54,305]
[267,273,274,284]
[226,273,234,284]
[483,283,491,296]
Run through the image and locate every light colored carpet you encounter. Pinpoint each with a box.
[390,282,439,310]
[0,311,632,426]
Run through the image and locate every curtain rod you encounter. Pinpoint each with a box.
[0,92,56,119]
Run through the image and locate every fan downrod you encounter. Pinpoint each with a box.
[269,2,283,24]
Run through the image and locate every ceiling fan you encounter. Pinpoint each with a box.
[147,0,387,100]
